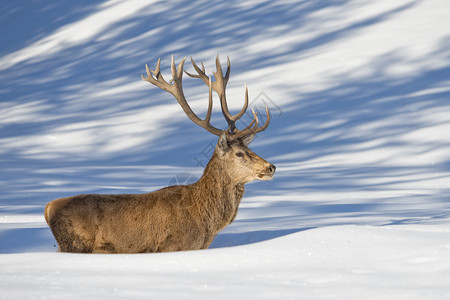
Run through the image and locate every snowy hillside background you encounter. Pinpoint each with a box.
[1,0,450,299]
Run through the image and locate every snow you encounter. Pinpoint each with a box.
[1,0,450,299]
[1,225,450,299]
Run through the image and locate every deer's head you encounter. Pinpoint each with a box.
[142,55,275,184]
[214,132,275,183]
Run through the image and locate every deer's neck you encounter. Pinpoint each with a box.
[193,152,245,232]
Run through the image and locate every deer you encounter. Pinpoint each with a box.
[44,55,276,253]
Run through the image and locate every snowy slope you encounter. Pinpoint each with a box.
[1,224,450,300]
[1,0,450,299]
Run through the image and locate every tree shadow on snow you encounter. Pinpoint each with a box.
[1,0,449,251]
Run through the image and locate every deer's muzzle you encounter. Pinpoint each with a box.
[258,163,276,180]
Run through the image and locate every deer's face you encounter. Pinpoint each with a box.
[216,133,276,183]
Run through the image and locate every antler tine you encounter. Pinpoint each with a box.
[249,109,260,132]
[201,62,206,73]
[241,117,257,132]
[252,106,271,134]
[230,109,258,136]
[152,58,161,77]
[142,56,222,136]
[231,84,249,122]
[185,57,209,86]
[205,77,213,124]
[232,105,271,139]
[170,55,177,78]
[142,65,165,92]
[213,55,230,84]
[212,55,236,131]
[256,105,271,133]
[144,64,152,79]
[224,56,231,86]
[238,109,259,132]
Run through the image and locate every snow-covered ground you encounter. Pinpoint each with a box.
[1,0,449,299]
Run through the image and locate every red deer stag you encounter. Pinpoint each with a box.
[45,55,275,253]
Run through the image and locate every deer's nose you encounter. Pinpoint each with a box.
[267,164,276,175]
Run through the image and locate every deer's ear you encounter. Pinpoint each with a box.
[241,134,255,146]
[217,132,230,154]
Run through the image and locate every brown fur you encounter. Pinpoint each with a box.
[45,136,275,253]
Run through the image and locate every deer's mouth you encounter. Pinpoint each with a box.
[257,172,274,180]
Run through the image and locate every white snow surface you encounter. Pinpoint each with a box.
[1,0,450,299]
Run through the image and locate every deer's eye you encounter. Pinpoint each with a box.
[235,151,244,158]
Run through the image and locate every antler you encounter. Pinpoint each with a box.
[142,55,270,139]
[185,56,246,133]
[185,55,270,139]
[141,55,222,136]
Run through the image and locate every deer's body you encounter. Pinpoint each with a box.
[45,56,275,253]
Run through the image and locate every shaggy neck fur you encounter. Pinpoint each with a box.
[193,151,245,233]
